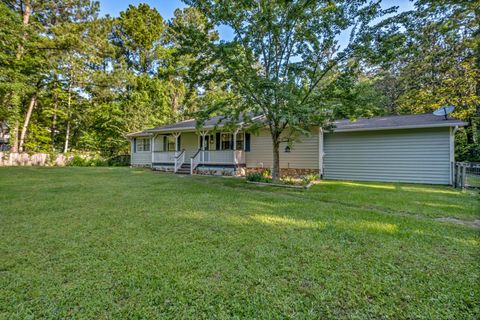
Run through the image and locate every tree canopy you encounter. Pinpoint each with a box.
[183,0,396,179]
[0,0,477,163]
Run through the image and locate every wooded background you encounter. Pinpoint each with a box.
[0,0,478,161]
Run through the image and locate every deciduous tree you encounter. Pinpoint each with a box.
[184,0,391,180]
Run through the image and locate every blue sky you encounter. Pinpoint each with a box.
[99,0,415,41]
[99,0,187,20]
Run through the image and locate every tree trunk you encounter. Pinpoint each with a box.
[11,121,19,152]
[14,0,32,153]
[51,77,58,150]
[272,137,280,181]
[63,81,73,153]
[172,92,178,113]
[19,93,37,152]
[22,1,32,25]
[63,120,70,153]
[51,104,57,150]
[16,0,31,59]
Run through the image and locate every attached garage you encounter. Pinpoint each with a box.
[322,114,466,185]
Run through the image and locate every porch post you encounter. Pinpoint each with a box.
[173,132,181,153]
[233,129,238,151]
[199,130,208,164]
[233,129,239,165]
[151,134,155,164]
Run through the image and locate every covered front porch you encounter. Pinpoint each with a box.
[151,130,248,174]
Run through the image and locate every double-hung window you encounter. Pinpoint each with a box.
[221,133,233,150]
[164,135,176,151]
[136,138,150,152]
[235,133,244,150]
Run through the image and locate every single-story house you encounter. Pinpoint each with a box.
[127,113,466,185]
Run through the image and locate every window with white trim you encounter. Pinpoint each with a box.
[221,133,233,150]
[236,132,244,150]
[164,135,176,151]
[136,138,150,152]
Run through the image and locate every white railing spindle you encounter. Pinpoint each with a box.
[191,149,202,175]
[174,150,185,173]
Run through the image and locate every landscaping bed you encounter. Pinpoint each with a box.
[245,169,318,189]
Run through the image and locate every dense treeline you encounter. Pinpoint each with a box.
[0,0,478,161]
[0,1,218,156]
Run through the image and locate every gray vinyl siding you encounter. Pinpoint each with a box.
[246,128,319,169]
[323,128,452,184]
[130,137,151,166]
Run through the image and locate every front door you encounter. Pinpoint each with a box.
[199,135,211,150]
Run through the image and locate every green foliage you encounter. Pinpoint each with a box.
[0,2,216,157]
[246,169,272,183]
[279,176,299,186]
[325,69,387,120]
[112,3,167,74]
[65,153,129,167]
[67,154,107,167]
[363,0,479,161]
[247,170,317,186]
[185,0,391,179]
[455,127,480,162]
[0,0,477,163]
[106,155,130,167]
[302,174,318,184]
[23,122,51,152]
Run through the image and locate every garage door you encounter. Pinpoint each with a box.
[323,128,452,184]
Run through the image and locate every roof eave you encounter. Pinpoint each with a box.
[126,132,153,138]
[333,121,468,133]
[146,115,266,133]
[147,125,217,133]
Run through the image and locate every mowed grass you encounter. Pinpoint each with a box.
[0,167,478,319]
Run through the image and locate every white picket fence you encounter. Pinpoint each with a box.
[0,152,68,167]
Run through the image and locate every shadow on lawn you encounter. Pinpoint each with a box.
[196,174,465,198]
[169,193,478,248]
[190,175,479,219]
[175,209,478,249]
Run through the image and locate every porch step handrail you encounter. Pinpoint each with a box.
[174,150,185,173]
[190,149,202,175]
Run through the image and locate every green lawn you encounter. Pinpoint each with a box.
[0,167,479,319]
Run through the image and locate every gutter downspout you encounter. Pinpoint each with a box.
[319,127,324,178]
[450,126,459,186]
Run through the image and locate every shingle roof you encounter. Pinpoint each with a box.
[333,113,466,132]
[127,113,466,137]
[149,115,235,131]
[127,131,153,137]
[126,114,263,137]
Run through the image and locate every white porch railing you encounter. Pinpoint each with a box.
[202,150,235,164]
[190,150,246,174]
[204,150,245,164]
[174,150,185,173]
[234,150,245,165]
[153,151,176,163]
[190,150,202,174]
